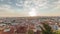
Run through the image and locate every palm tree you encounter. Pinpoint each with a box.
[39,23,54,34]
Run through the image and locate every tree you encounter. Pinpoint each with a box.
[39,23,54,34]
[28,29,34,34]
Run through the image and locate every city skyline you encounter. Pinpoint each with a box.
[0,0,60,17]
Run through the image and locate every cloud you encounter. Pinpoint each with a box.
[0,4,29,17]
[0,0,60,17]
[0,0,3,1]
[16,3,23,7]
[0,4,14,13]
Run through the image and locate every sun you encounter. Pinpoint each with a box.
[29,8,37,16]
[29,11,37,16]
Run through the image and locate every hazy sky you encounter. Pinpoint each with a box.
[0,0,60,17]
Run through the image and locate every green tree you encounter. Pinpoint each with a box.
[28,29,34,34]
[55,30,60,34]
[39,23,54,34]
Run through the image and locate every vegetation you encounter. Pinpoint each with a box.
[39,23,54,34]
[28,29,34,34]
[55,30,60,34]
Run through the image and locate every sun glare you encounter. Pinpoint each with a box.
[29,8,37,16]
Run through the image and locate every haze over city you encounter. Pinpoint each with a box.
[0,0,60,17]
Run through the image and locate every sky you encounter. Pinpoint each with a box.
[0,0,60,17]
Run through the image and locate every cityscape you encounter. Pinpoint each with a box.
[0,16,60,34]
[0,0,60,34]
